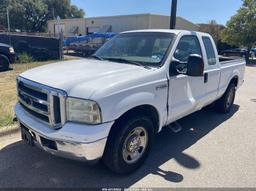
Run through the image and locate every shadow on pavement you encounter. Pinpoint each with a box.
[0,105,239,188]
[247,64,256,68]
[0,67,13,73]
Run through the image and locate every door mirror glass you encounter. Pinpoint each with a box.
[187,54,204,76]
[170,58,187,75]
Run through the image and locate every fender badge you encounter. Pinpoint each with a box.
[156,84,168,91]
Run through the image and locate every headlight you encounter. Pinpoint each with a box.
[9,47,15,53]
[66,97,102,124]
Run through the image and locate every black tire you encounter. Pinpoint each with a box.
[215,83,236,113]
[103,114,154,174]
[0,54,10,71]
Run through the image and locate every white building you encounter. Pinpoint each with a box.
[48,13,200,37]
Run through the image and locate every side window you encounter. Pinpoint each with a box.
[203,37,217,65]
[174,36,202,62]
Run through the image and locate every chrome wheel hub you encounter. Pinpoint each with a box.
[126,135,141,152]
[122,127,148,164]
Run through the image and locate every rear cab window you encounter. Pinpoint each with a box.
[202,37,217,65]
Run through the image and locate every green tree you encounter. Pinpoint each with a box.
[45,0,84,19]
[199,20,225,44]
[0,0,25,31]
[0,0,85,32]
[24,0,49,32]
[221,0,256,60]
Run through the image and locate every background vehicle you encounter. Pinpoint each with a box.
[250,48,256,58]
[221,48,248,58]
[0,43,15,71]
[15,30,245,174]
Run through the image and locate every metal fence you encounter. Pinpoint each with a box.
[0,32,63,61]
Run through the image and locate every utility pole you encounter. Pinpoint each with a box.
[7,7,10,32]
[170,0,177,29]
[6,7,11,45]
[52,8,55,20]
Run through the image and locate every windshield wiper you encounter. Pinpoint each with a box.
[103,57,151,69]
[90,55,104,60]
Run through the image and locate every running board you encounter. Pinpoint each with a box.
[168,121,182,133]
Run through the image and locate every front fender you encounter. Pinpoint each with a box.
[98,88,168,130]
[112,92,157,120]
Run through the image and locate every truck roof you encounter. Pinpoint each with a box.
[121,29,210,36]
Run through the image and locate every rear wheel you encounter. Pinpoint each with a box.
[0,54,10,71]
[215,83,236,113]
[103,115,154,174]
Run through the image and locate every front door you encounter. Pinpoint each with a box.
[167,35,207,124]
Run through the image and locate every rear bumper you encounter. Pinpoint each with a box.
[15,103,114,162]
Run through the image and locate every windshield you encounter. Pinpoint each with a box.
[94,32,174,67]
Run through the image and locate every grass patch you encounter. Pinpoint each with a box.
[0,55,78,128]
[0,102,13,127]
[0,61,52,127]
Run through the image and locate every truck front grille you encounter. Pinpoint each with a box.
[17,77,66,129]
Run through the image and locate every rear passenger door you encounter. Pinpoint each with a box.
[202,36,220,104]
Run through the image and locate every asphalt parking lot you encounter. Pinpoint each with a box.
[0,66,256,189]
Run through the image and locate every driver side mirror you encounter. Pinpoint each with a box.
[170,54,204,76]
[187,54,204,77]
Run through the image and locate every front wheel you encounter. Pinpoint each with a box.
[215,83,236,113]
[103,115,154,174]
[0,54,10,71]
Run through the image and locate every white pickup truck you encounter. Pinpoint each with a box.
[15,30,245,174]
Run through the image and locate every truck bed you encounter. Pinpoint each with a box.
[219,55,245,64]
[218,56,246,98]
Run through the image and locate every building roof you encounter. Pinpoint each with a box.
[48,13,199,27]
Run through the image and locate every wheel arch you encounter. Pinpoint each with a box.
[0,53,10,62]
[0,53,10,70]
[230,75,239,87]
[108,104,160,137]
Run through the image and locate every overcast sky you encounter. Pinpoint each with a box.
[71,0,243,25]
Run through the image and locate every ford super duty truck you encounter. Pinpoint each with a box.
[15,30,245,174]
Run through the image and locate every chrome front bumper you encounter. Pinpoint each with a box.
[15,103,114,162]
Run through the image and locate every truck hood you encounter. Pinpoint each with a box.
[20,59,155,99]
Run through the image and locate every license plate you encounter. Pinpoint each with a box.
[21,126,34,146]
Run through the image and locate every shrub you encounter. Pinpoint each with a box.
[16,53,34,64]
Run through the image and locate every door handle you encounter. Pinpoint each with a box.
[204,73,208,83]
